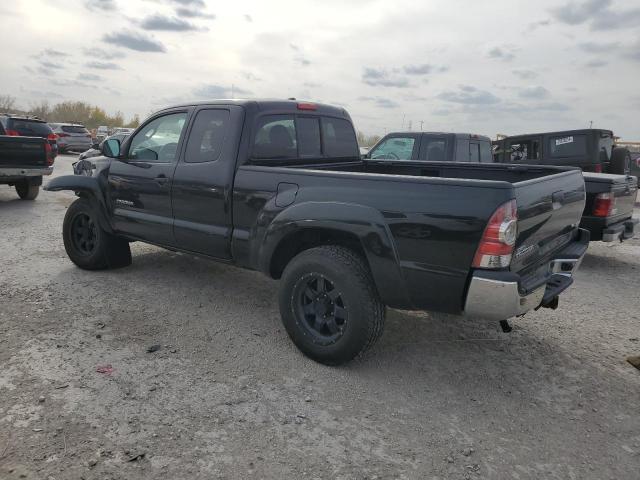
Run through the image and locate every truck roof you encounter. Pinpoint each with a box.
[503,128,613,139]
[385,131,491,141]
[158,99,350,119]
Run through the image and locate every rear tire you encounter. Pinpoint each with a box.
[63,197,131,270]
[278,245,385,365]
[610,147,630,175]
[15,181,39,200]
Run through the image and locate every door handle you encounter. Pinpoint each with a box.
[155,174,169,185]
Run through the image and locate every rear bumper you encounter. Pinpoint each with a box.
[464,228,589,321]
[0,167,53,180]
[602,218,638,242]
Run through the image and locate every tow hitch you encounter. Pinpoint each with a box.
[499,319,512,333]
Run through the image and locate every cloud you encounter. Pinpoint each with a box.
[170,0,205,6]
[244,14,253,22]
[140,14,200,31]
[84,47,124,60]
[536,102,570,111]
[103,31,166,52]
[85,61,122,70]
[550,0,640,30]
[512,69,538,80]
[84,0,116,11]
[294,56,311,66]
[585,59,607,68]
[438,85,500,104]
[358,96,399,109]
[362,68,409,88]
[175,7,215,19]
[81,73,103,82]
[39,60,63,70]
[487,46,515,62]
[43,49,68,57]
[518,86,550,99]
[577,41,620,53]
[50,78,95,89]
[402,64,441,76]
[193,84,252,98]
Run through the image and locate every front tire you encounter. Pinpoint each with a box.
[278,245,385,365]
[63,197,131,270]
[15,181,39,200]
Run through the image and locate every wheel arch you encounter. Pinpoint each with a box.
[259,202,412,309]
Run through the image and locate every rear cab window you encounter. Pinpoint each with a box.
[548,134,587,157]
[371,136,417,160]
[61,125,89,134]
[251,114,358,162]
[7,119,53,137]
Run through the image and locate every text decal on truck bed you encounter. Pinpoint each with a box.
[555,136,574,146]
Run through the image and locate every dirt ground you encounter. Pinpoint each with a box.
[1,155,639,480]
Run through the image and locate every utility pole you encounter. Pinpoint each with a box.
[589,120,593,128]
[419,120,424,131]
[401,114,405,130]
[408,120,412,131]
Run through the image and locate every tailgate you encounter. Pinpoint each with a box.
[510,169,586,273]
[583,173,637,224]
[0,136,48,168]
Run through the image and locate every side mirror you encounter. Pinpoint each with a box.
[102,138,121,158]
[91,141,100,149]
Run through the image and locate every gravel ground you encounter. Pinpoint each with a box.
[1,155,639,480]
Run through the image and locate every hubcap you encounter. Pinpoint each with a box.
[296,274,348,344]
[71,213,97,255]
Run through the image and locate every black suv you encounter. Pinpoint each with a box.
[0,114,58,158]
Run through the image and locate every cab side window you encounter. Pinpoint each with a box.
[184,109,229,163]
[128,112,187,163]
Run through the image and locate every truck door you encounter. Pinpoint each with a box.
[108,110,189,246]
[171,106,243,259]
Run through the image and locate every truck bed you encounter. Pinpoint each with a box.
[0,136,49,169]
[234,159,586,313]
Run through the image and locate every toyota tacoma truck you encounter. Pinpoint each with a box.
[46,100,589,365]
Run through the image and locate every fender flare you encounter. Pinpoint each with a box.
[258,201,412,309]
[45,175,113,233]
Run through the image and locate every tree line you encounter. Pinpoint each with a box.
[0,95,140,130]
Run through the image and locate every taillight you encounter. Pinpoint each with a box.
[57,133,70,138]
[47,133,57,141]
[44,142,54,166]
[6,129,19,136]
[472,199,518,269]
[592,192,616,217]
[594,164,603,173]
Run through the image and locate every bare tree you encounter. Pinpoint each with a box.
[0,95,17,112]
[28,100,51,120]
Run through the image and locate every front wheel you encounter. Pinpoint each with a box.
[278,245,385,365]
[15,181,39,200]
[62,197,131,270]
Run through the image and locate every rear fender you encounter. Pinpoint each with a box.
[45,175,113,233]
[259,201,412,308]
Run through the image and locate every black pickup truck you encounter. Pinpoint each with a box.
[494,130,638,242]
[0,136,54,200]
[46,100,589,365]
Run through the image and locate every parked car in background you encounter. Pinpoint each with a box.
[630,151,640,186]
[364,132,493,162]
[46,99,589,365]
[0,113,58,158]
[96,125,110,142]
[112,127,134,135]
[49,123,92,154]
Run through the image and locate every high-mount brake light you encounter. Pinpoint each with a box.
[593,163,603,173]
[297,103,317,111]
[592,192,616,217]
[472,199,518,269]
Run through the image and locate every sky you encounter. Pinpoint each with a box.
[1,0,639,138]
